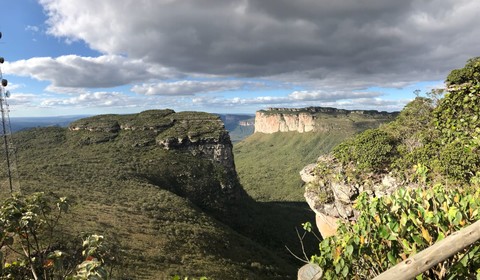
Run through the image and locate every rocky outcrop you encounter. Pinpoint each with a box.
[301,155,401,238]
[239,120,254,126]
[255,107,397,134]
[255,111,317,133]
[68,109,242,201]
[155,111,237,174]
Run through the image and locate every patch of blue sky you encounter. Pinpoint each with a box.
[1,1,100,60]
[5,76,47,93]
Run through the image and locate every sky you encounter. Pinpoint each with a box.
[1,0,479,117]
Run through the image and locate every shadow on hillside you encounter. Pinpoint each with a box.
[223,197,321,274]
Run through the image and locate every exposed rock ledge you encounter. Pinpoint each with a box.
[255,107,397,134]
[301,155,401,238]
[68,109,239,196]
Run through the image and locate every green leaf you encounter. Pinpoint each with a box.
[379,225,390,239]
[387,251,397,265]
[302,222,312,232]
[341,265,349,277]
[400,212,408,227]
[412,235,426,246]
[346,245,353,256]
[335,262,342,274]
[436,232,445,242]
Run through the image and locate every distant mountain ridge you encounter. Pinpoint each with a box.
[9,115,89,132]
[255,107,398,134]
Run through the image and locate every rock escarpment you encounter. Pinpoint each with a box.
[300,155,401,238]
[255,107,397,134]
[69,109,242,204]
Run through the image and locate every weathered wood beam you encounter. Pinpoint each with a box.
[373,219,480,280]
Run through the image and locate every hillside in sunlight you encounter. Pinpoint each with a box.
[1,110,297,279]
[234,109,396,202]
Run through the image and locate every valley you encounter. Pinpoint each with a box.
[0,107,394,279]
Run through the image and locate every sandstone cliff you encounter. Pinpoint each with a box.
[68,109,242,203]
[255,107,398,134]
[300,155,401,238]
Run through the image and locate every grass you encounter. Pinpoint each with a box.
[234,113,396,202]
[234,131,353,202]
[0,109,395,279]
[0,113,298,279]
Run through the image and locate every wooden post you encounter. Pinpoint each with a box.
[298,263,323,280]
[373,219,480,280]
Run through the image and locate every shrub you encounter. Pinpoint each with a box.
[333,129,396,172]
[434,140,480,183]
[310,185,480,279]
[445,57,480,86]
[0,193,109,279]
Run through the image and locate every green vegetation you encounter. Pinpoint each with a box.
[0,111,298,279]
[308,58,480,278]
[445,57,480,86]
[235,131,354,201]
[234,113,395,202]
[330,57,480,185]
[311,185,480,279]
[0,192,110,279]
[333,129,396,172]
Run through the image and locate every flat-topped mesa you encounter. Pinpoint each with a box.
[68,110,239,194]
[255,106,398,134]
[69,109,235,168]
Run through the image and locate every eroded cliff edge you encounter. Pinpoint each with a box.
[68,109,243,207]
[255,107,398,134]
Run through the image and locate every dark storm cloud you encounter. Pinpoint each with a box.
[38,0,480,88]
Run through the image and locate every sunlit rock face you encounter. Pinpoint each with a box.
[301,155,401,238]
[254,107,398,134]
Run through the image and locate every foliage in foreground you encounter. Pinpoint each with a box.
[313,57,480,279]
[311,185,480,279]
[0,192,109,279]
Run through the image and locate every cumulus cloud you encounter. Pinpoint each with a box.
[131,80,264,96]
[39,0,480,89]
[40,91,142,108]
[192,88,406,111]
[4,93,39,106]
[289,90,382,101]
[5,55,177,88]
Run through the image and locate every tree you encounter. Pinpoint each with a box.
[0,192,109,279]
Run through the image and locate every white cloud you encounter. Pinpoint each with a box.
[192,89,405,111]
[4,93,39,106]
[25,25,40,32]
[40,91,142,108]
[131,80,264,96]
[5,55,177,89]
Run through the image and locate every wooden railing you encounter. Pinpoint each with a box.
[298,219,480,280]
[373,219,480,280]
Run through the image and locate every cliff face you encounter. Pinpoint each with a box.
[300,155,400,238]
[68,109,242,203]
[254,111,316,133]
[255,107,398,134]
